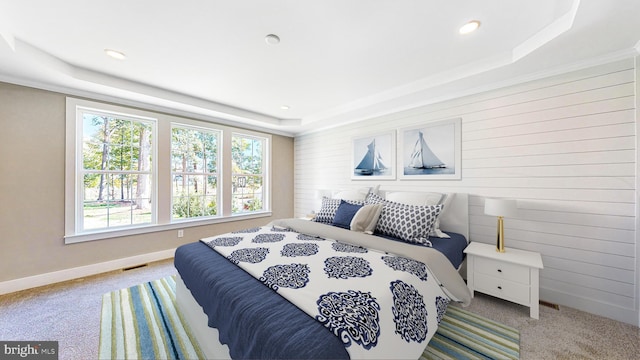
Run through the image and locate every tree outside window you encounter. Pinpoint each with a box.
[232,134,266,214]
[171,126,220,220]
[81,112,153,231]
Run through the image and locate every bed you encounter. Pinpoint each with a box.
[174,191,471,359]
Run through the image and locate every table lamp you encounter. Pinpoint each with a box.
[484,198,518,253]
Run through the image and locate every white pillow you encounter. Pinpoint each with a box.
[350,203,383,234]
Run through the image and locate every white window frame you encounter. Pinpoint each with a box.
[65,97,271,244]
[76,107,157,232]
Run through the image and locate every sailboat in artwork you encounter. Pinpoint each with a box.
[409,131,446,169]
[355,139,387,175]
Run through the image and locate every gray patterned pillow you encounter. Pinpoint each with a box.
[314,197,364,224]
[365,193,442,244]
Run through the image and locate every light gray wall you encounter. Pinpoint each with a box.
[294,58,639,325]
[0,82,294,282]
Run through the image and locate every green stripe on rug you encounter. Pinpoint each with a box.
[99,276,204,360]
[100,277,519,360]
[421,305,520,360]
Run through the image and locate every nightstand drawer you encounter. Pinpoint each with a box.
[475,273,530,305]
[475,256,530,284]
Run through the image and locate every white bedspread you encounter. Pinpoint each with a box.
[201,224,454,360]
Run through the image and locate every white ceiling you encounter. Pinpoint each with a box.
[0,0,639,136]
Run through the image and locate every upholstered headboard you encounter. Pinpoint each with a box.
[436,193,469,240]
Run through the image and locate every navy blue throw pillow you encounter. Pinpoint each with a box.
[332,200,363,229]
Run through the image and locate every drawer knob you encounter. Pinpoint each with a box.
[497,269,502,273]
[497,286,502,290]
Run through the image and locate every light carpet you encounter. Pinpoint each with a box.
[100,276,519,359]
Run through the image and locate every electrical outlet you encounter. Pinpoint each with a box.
[178,229,184,238]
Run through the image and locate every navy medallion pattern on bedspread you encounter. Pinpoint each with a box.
[226,247,269,264]
[316,290,381,349]
[332,242,368,253]
[206,236,243,247]
[382,255,429,281]
[389,280,428,343]
[200,226,449,359]
[324,256,373,279]
[435,296,450,324]
[260,263,311,290]
[281,243,319,257]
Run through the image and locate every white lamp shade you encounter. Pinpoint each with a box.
[484,198,517,217]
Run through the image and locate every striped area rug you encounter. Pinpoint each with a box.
[422,305,520,359]
[99,276,204,360]
[100,276,519,359]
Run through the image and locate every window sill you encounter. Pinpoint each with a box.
[64,211,272,244]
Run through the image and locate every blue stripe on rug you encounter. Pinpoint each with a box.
[130,285,154,359]
[147,281,180,359]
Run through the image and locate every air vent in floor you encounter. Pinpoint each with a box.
[123,264,148,272]
[539,300,559,310]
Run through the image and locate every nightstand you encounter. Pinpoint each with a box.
[464,242,544,319]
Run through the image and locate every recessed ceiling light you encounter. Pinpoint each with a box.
[104,49,126,60]
[459,20,481,34]
[280,105,290,110]
[265,34,280,45]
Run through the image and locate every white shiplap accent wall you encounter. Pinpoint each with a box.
[294,58,638,326]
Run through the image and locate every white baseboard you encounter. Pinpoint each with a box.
[0,248,176,295]
[540,287,639,327]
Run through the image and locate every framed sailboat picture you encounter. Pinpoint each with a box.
[399,118,461,180]
[351,130,396,180]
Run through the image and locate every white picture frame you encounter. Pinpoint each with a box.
[399,118,461,180]
[351,130,396,180]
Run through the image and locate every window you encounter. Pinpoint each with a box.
[78,109,156,232]
[171,125,220,220]
[65,98,271,243]
[232,134,268,214]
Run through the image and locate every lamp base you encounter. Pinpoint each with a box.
[496,216,506,253]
